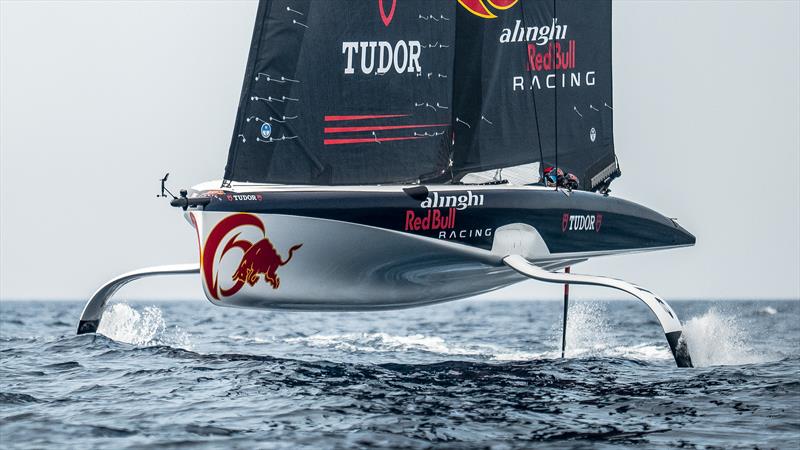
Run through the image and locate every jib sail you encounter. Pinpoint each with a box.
[223,0,456,185]
[450,0,618,191]
[224,0,619,190]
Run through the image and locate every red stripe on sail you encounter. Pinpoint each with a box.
[324,114,409,122]
[324,123,448,133]
[324,136,422,145]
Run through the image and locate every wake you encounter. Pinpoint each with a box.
[94,302,778,367]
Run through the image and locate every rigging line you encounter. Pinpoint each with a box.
[447,10,458,184]
[520,1,545,182]
[553,0,558,191]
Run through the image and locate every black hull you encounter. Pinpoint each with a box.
[197,185,695,257]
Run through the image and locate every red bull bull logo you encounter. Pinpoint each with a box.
[199,213,302,300]
[232,238,302,289]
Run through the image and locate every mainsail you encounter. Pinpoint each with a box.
[224,0,619,190]
[224,0,456,185]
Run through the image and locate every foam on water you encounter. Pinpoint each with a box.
[96,303,192,350]
[283,332,556,361]
[228,334,273,344]
[278,302,673,363]
[758,306,778,315]
[285,332,486,356]
[318,304,782,368]
[92,302,781,368]
[682,308,768,367]
[489,350,548,361]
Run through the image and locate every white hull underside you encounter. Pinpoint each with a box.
[190,211,674,311]
[192,211,523,311]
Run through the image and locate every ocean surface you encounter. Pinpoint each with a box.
[1,299,798,449]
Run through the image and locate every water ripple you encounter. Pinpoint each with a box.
[0,300,797,449]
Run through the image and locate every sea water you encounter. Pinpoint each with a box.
[1,299,798,448]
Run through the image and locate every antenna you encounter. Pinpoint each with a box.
[157,172,177,200]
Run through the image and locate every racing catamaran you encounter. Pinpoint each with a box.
[78,0,695,367]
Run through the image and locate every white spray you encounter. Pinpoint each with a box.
[96,303,192,350]
[681,308,771,367]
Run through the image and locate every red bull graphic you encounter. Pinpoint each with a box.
[405,208,456,231]
[527,40,576,72]
[500,15,599,91]
[380,0,518,25]
[458,0,518,19]
[200,213,302,300]
[232,239,302,289]
[356,1,520,77]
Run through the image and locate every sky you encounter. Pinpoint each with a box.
[1,1,798,302]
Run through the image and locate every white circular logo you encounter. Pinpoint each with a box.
[260,122,273,139]
[589,127,596,142]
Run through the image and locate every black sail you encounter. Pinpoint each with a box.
[224,0,456,185]
[451,0,618,190]
[224,0,618,190]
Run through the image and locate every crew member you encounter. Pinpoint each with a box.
[544,166,580,190]
[543,166,563,187]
